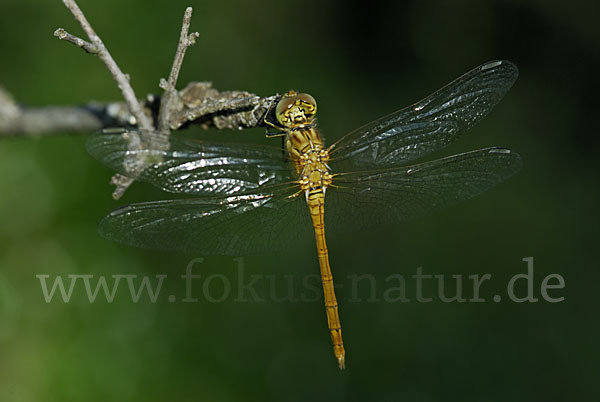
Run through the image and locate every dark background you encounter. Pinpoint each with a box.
[0,0,598,401]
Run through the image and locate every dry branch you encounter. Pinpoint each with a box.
[0,83,278,137]
[54,0,156,198]
[2,1,280,198]
[157,7,199,134]
[55,0,153,132]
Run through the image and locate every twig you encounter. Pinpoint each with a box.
[173,86,279,130]
[117,7,198,200]
[0,86,140,136]
[0,83,278,137]
[53,28,97,54]
[110,174,135,200]
[49,2,279,199]
[55,0,156,199]
[55,0,153,132]
[157,7,199,134]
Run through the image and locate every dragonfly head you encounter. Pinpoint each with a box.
[275,91,317,129]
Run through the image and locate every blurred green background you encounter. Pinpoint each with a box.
[0,0,598,401]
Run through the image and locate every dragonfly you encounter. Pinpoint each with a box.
[87,60,522,369]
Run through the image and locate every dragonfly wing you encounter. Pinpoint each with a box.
[86,129,295,196]
[98,188,313,255]
[328,60,518,170]
[325,147,522,233]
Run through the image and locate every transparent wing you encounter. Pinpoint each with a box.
[86,129,295,196]
[98,187,314,255]
[328,60,518,170]
[325,148,522,233]
[97,148,521,255]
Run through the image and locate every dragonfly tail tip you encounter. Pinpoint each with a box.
[338,356,346,370]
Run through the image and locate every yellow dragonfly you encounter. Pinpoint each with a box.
[87,60,521,369]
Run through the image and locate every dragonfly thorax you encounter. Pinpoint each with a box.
[287,126,329,167]
[287,127,332,197]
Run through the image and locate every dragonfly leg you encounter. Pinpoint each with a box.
[281,136,290,162]
[285,188,304,199]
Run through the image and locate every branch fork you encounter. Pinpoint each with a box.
[54,0,197,198]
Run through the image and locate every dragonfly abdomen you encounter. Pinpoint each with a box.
[285,123,345,368]
[307,194,346,369]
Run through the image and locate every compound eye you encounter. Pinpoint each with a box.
[275,94,297,124]
[297,93,317,114]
